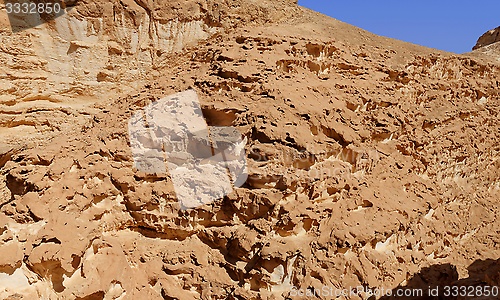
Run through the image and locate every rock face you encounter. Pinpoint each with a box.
[0,0,299,146]
[473,26,500,50]
[0,1,499,299]
[471,26,500,61]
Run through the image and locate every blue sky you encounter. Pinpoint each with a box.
[298,0,500,54]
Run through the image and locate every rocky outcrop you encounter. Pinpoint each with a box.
[0,1,499,299]
[471,26,500,62]
[473,26,500,50]
[0,0,300,148]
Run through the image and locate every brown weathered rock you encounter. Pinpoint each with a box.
[0,1,499,299]
[473,26,500,50]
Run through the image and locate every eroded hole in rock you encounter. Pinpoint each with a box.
[248,148,270,162]
[345,101,359,112]
[236,37,246,44]
[321,126,350,147]
[0,147,15,168]
[250,127,273,144]
[361,200,373,208]
[202,107,240,126]
[310,125,319,135]
[337,62,359,71]
[371,132,394,142]
[276,59,297,73]
[75,291,105,300]
[247,174,282,189]
[5,173,35,198]
[305,42,337,59]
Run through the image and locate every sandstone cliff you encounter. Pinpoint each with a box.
[0,1,499,299]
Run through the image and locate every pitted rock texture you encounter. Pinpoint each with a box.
[0,0,300,148]
[0,1,499,299]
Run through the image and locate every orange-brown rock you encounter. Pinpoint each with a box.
[473,26,500,50]
[0,1,499,299]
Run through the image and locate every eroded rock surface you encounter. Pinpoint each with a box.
[471,26,500,62]
[0,1,499,299]
[473,26,500,50]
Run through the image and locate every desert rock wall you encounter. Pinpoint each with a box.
[0,1,499,300]
[0,0,299,148]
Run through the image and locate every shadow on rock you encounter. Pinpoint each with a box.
[379,259,499,300]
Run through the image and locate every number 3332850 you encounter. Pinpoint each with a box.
[5,2,62,14]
